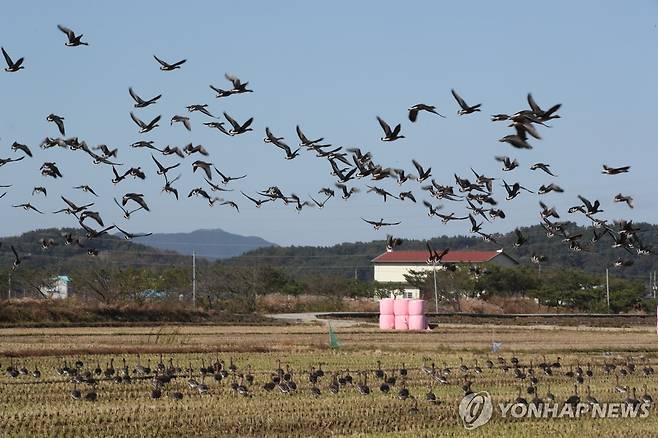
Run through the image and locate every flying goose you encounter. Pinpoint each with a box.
[183,143,208,156]
[318,187,335,198]
[264,127,284,144]
[539,201,560,219]
[602,164,630,175]
[530,162,556,176]
[151,155,180,176]
[436,212,468,224]
[613,193,634,209]
[171,115,191,131]
[0,156,25,167]
[240,191,272,208]
[451,89,481,115]
[538,183,564,194]
[153,55,186,71]
[46,114,66,135]
[9,142,32,157]
[335,183,358,199]
[13,203,44,214]
[513,228,527,247]
[361,218,401,230]
[367,185,398,202]
[468,214,483,233]
[220,200,239,212]
[204,122,231,137]
[79,210,105,227]
[192,161,213,180]
[495,156,519,171]
[296,125,324,147]
[93,144,118,158]
[115,226,153,240]
[204,178,234,192]
[122,193,150,211]
[114,198,144,219]
[214,167,247,185]
[161,145,185,158]
[73,185,98,197]
[422,200,442,217]
[502,180,533,200]
[224,73,253,94]
[128,87,161,108]
[57,25,88,46]
[40,162,63,178]
[399,191,416,202]
[527,93,561,121]
[386,235,403,252]
[499,134,532,149]
[577,195,603,215]
[32,187,47,197]
[209,84,234,98]
[376,116,404,141]
[1,47,24,72]
[223,112,254,135]
[408,103,445,122]
[130,112,161,133]
[161,174,181,200]
[186,104,216,118]
[412,159,431,182]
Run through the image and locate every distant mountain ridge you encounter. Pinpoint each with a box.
[133,228,275,260]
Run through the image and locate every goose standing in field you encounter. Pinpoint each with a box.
[565,384,580,406]
[585,385,598,405]
[70,384,82,400]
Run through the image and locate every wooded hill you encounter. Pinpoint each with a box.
[227,222,658,280]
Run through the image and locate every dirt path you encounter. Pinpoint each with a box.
[265,312,363,328]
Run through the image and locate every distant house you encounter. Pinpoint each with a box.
[136,290,168,300]
[371,249,518,300]
[40,275,72,299]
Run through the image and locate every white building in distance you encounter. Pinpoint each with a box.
[40,275,72,299]
[372,249,518,299]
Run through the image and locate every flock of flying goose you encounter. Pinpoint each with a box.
[0,25,646,274]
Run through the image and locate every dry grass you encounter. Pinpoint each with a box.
[1,322,657,436]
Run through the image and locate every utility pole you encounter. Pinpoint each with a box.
[7,273,11,300]
[605,268,610,312]
[192,251,196,309]
[432,261,439,313]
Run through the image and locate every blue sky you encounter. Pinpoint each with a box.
[1,1,657,246]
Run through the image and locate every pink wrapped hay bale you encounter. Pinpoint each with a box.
[379,298,394,315]
[394,314,409,330]
[393,298,409,316]
[379,314,395,330]
[408,315,427,331]
[408,299,425,315]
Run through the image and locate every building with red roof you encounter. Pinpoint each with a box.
[372,249,518,299]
